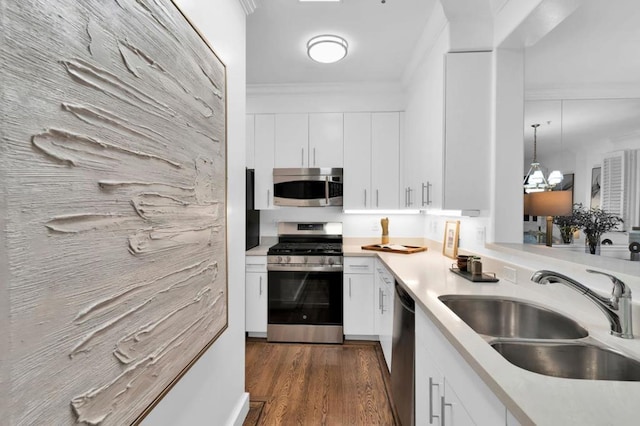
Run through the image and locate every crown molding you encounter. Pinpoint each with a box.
[247,81,404,97]
[238,0,259,15]
[525,83,640,101]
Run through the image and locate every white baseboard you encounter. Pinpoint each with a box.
[229,392,250,426]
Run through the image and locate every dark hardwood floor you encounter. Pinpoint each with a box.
[244,339,398,426]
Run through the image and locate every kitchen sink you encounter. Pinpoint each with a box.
[491,341,640,381]
[438,295,588,339]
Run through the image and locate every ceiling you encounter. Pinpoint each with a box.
[246,0,435,86]
[245,0,640,162]
[523,0,640,162]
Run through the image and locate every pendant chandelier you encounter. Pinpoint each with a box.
[523,123,563,193]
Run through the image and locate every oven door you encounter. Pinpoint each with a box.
[267,266,343,343]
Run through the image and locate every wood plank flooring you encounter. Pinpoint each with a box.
[244,339,398,426]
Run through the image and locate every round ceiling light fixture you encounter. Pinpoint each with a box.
[307,35,348,64]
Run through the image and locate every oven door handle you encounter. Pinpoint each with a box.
[267,264,343,273]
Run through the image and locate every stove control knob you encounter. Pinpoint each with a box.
[277,256,283,263]
[285,256,291,263]
[328,257,334,266]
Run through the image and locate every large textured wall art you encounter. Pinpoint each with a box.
[1,0,227,424]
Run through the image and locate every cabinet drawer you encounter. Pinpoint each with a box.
[245,256,267,272]
[344,257,374,274]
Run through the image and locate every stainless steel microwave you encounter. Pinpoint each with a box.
[273,168,343,207]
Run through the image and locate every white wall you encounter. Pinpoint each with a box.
[142,1,248,425]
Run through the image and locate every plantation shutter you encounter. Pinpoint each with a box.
[601,150,626,227]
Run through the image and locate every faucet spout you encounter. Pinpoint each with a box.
[531,269,633,339]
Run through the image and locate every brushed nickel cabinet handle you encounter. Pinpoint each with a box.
[259,276,263,295]
[429,377,440,424]
[349,277,352,298]
[441,396,452,425]
[364,189,367,207]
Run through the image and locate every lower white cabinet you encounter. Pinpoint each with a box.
[375,259,395,371]
[416,306,514,425]
[245,256,267,333]
[343,257,375,336]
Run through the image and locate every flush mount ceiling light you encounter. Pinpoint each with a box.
[307,35,348,64]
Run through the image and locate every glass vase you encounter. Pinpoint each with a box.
[585,234,601,255]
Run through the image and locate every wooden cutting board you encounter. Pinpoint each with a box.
[361,244,428,254]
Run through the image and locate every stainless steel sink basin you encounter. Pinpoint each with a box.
[491,341,640,381]
[438,295,588,339]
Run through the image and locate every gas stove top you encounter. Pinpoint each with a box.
[268,242,343,255]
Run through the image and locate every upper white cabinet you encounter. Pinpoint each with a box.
[372,113,400,209]
[309,113,344,167]
[254,114,275,209]
[274,113,344,168]
[442,51,491,211]
[402,51,491,212]
[344,113,372,209]
[344,112,400,210]
[275,113,308,168]
[246,114,255,169]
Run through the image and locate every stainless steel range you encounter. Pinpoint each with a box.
[267,222,343,343]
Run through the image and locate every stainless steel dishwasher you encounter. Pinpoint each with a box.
[391,281,415,426]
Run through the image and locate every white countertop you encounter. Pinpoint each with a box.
[343,245,640,425]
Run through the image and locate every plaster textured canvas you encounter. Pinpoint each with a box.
[0,0,227,424]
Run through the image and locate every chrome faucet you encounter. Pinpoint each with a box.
[531,269,634,339]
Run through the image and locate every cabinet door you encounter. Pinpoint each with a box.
[443,52,491,210]
[371,112,400,209]
[343,273,375,335]
[344,113,372,209]
[245,272,267,333]
[442,379,475,426]
[416,336,444,426]
[275,113,309,168]
[309,113,343,167]
[380,272,394,371]
[254,114,275,209]
[374,265,384,336]
[418,306,505,424]
[246,114,255,169]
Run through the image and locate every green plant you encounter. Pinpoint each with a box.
[572,203,623,253]
[553,210,580,244]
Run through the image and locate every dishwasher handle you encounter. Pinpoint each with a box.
[395,281,415,313]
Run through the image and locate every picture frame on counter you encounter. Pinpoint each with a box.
[443,220,460,259]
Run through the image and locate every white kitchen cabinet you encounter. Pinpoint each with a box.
[416,305,507,425]
[344,112,400,210]
[402,51,491,213]
[245,256,268,334]
[274,113,309,168]
[371,112,400,209]
[274,113,344,168]
[343,257,375,336]
[309,113,343,167]
[375,259,395,371]
[441,51,491,211]
[344,113,372,209]
[254,114,275,210]
[246,114,255,168]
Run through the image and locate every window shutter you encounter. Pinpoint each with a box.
[601,150,626,226]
